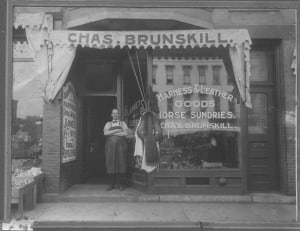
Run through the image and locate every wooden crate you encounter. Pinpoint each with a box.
[11,173,45,219]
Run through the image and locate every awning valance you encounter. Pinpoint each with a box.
[44,29,251,50]
[17,12,252,107]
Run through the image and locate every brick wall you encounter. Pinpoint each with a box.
[42,95,62,194]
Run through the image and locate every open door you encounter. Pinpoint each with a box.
[82,96,117,183]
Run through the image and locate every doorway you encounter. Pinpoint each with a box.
[247,41,279,192]
[82,96,117,183]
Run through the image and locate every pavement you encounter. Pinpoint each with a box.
[1,185,299,230]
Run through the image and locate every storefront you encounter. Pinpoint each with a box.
[10,5,296,202]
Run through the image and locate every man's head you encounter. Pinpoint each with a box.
[111,108,119,121]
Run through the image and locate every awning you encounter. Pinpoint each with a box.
[16,13,252,107]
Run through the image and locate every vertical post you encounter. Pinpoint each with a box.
[297,6,300,223]
[240,100,248,194]
[0,0,11,222]
[146,48,153,110]
[117,60,123,118]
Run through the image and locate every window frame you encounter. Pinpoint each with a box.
[152,64,158,84]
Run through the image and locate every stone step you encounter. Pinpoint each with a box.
[32,221,201,231]
[32,221,300,231]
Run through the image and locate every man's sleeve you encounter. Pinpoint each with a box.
[122,121,129,130]
[103,122,110,131]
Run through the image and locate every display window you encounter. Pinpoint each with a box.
[151,51,241,170]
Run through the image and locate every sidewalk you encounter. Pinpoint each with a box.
[2,201,299,231]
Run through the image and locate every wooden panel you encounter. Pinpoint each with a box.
[153,185,243,195]
[213,177,241,185]
[133,172,147,184]
[152,169,242,177]
[154,177,181,186]
[247,86,279,191]
[186,177,210,185]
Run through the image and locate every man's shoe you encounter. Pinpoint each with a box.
[106,184,114,191]
[119,186,125,191]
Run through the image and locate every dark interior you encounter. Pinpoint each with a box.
[82,96,117,183]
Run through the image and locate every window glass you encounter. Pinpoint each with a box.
[250,50,269,82]
[198,65,207,84]
[212,65,222,85]
[12,40,43,180]
[152,57,240,169]
[182,65,192,85]
[165,65,175,85]
[248,93,268,134]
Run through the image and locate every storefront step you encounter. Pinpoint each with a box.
[32,221,300,231]
[40,185,295,204]
[42,193,296,204]
[32,221,201,231]
[202,222,300,230]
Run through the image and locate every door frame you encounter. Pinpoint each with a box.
[247,40,281,192]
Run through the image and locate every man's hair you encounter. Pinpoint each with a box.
[112,108,118,113]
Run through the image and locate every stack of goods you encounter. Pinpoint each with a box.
[12,167,43,189]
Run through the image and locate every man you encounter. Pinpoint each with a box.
[103,109,128,191]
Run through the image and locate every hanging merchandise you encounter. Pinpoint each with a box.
[135,49,146,99]
[133,117,156,173]
[126,48,146,102]
[137,111,162,166]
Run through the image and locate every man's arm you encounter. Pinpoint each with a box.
[114,121,128,137]
[103,122,122,136]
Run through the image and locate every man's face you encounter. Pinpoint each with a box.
[111,109,119,120]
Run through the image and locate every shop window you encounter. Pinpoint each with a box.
[182,65,192,85]
[198,65,207,84]
[11,41,44,188]
[153,65,158,84]
[165,65,175,85]
[229,97,235,113]
[212,65,222,85]
[152,57,241,170]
